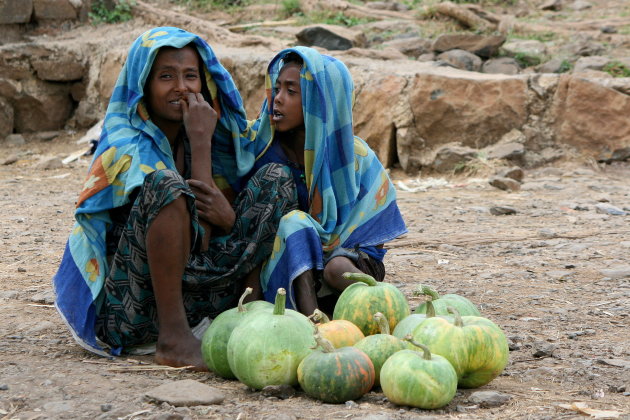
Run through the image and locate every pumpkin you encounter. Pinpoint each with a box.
[227,288,316,390]
[243,299,274,312]
[201,288,259,378]
[297,332,375,403]
[353,312,408,386]
[411,306,509,388]
[309,309,364,348]
[392,298,440,339]
[380,336,457,409]
[333,272,410,336]
[413,284,480,316]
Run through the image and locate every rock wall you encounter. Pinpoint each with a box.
[1,27,629,171]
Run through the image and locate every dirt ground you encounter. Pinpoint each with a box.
[1,133,629,420]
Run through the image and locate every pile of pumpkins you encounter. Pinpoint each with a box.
[201,272,509,410]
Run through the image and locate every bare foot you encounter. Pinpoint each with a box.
[155,331,208,371]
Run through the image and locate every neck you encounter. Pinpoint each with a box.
[279,128,305,166]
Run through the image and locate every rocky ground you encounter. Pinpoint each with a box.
[1,132,629,420]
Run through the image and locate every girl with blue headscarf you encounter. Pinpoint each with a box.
[248,47,408,315]
[53,27,296,369]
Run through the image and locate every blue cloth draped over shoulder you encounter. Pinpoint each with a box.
[250,47,408,309]
[52,27,269,356]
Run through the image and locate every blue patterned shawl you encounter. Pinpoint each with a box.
[253,47,408,308]
[53,27,265,355]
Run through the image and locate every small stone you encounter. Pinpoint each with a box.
[151,414,185,420]
[599,266,630,279]
[596,359,630,368]
[532,341,555,358]
[261,415,297,420]
[5,134,25,146]
[540,0,562,10]
[468,391,512,407]
[538,228,557,239]
[490,206,517,215]
[34,131,61,142]
[0,384,8,391]
[145,379,225,407]
[17,267,26,272]
[595,203,627,215]
[489,176,521,192]
[497,166,524,182]
[261,384,295,399]
[28,321,56,334]
[36,156,64,170]
[30,289,55,304]
[42,401,73,413]
[352,415,392,420]
[2,154,19,165]
[100,404,112,412]
[569,0,592,11]
[601,25,617,34]
[345,400,359,409]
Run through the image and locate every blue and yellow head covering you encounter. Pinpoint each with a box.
[53,27,252,355]
[254,47,408,307]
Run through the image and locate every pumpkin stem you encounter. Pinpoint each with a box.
[342,272,378,286]
[314,331,336,353]
[420,284,441,300]
[237,287,253,313]
[425,299,436,318]
[447,306,464,327]
[403,334,432,360]
[373,312,390,335]
[273,288,287,316]
[308,309,330,324]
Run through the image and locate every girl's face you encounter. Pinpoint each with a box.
[272,63,304,133]
[145,45,202,134]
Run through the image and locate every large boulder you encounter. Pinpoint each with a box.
[0,97,14,139]
[353,73,407,168]
[551,75,630,157]
[296,24,367,51]
[402,70,529,171]
[432,34,506,59]
[32,52,86,81]
[12,77,73,132]
[436,49,483,72]
[33,0,77,20]
[0,0,33,24]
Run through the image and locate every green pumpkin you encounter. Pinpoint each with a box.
[243,299,274,312]
[297,333,374,403]
[411,306,509,388]
[380,338,457,409]
[333,272,410,336]
[353,312,407,386]
[392,299,446,339]
[413,285,480,317]
[201,288,262,378]
[227,288,316,390]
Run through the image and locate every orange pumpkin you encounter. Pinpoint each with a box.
[310,309,364,348]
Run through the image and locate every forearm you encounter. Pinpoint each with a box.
[190,143,214,187]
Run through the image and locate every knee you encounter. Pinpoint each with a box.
[323,256,356,286]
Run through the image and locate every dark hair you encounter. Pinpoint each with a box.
[282,52,303,67]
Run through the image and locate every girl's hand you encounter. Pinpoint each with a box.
[181,92,217,148]
[187,179,235,233]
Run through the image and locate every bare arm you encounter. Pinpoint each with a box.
[181,92,217,249]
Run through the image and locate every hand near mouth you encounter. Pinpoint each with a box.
[181,92,217,149]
